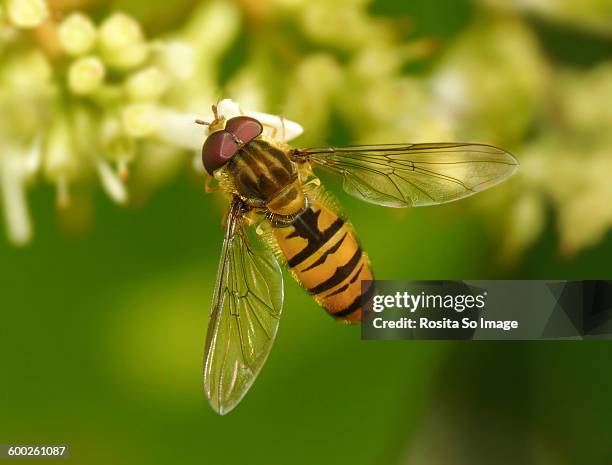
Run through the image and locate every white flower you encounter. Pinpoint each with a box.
[159,98,304,151]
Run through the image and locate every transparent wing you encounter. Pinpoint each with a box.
[203,196,283,415]
[293,143,518,207]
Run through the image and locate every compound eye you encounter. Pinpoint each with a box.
[225,116,263,144]
[202,130,239,175]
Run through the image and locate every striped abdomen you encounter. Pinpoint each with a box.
[272,199,374,323]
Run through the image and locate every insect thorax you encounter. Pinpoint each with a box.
[226,139,306,216]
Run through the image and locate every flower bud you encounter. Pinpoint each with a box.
[125,66,169,101]
[99,12,148,69]
[121,103,161,138]
[68,56,105,95]
[6,0,48,28]
[100,12,142,50]
[153,41,194,80]
[58,13,97,56]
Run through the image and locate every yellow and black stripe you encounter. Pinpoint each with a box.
[273,199,374,323]
[227,139,295,202]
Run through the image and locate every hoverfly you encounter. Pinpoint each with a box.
[197,99,518,415]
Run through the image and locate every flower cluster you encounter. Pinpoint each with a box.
[503,63,612,258]
[0,0,206,244]
[451,2,612,260]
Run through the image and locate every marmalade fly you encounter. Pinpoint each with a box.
[197,100,518,414]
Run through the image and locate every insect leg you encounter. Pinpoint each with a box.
[279,115,287,143]
[260,121,279,141]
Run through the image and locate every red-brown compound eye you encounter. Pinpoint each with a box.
[225,116,263,144]
[202,130,240,175]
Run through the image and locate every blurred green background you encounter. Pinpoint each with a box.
[1,0,612,464]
